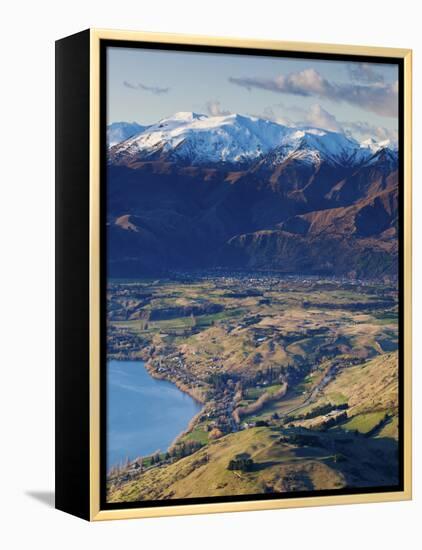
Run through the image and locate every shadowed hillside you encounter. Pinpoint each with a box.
[107,117,399,279]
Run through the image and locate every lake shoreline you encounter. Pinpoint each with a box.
[144,360,206,404]
[107,359,203,468]
[143,360,206,450]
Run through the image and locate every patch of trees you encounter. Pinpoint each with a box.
[252,352,263,365]
[295,402,349,421]
[302,300,394,311]
[227,453,254,472]
[224,290,263,298]
[170,440,203,459]
[215,416,232,433]
[150,453,161,465]
[149,302,223,321]
[317,411,348,430]
[148,440,204,467]
[207,372,238,391]
[244,366,285,387]
[279,431,322,447]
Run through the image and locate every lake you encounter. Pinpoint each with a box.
[107,359,202,469]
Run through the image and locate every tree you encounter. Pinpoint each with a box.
[150,453,160,465]
[228,453,254,472]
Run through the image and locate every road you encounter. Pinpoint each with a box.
[280,365,339,418]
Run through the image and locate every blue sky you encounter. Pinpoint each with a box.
[107,46,399,142]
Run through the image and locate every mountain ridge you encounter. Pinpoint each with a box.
[106,112,399,279]
[108,111,395,168]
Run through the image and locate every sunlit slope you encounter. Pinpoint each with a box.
[108,420,398,503]
[294,352,398,437]
[107,427,339,502]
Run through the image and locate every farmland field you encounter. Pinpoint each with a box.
[106,273,399,501]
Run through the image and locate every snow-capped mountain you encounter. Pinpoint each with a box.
[107,121,147,148]
[110,112,291,164]
[107,111,399,279]
[270,128,372,167]
[108,112,395,167]
[360,137,397,154]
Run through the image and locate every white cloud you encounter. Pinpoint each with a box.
[229,69,398,117]
[347,63,384,83]
[123,81,170,95]
[249,106,295,126]
[206,100,231,116]
[342,120,398,144]
[303,104,343,132]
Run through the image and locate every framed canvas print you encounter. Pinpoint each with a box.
[55,29,412,521]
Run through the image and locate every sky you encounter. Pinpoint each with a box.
[107,46,399,143]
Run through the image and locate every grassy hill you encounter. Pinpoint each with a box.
[291,352,398,438]
[107,421,398,502]
[106,278,399,504]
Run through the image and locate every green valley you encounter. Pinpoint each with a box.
[106,273,399,502]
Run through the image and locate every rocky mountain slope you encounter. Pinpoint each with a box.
[106,112,399,279]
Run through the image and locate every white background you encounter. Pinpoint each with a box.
[0,0,419,548]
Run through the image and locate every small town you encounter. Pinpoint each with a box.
[106,272,399,499]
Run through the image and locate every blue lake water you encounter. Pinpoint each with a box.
[107,360,202,469]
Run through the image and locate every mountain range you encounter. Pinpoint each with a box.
[107,121,146,147]
[107,112,399,279]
